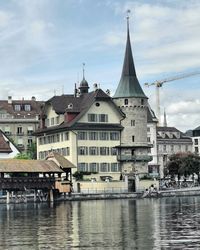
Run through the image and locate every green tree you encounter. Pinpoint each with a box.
[27,142,37,159]
[165,152,200,183]
[14,153,31,159]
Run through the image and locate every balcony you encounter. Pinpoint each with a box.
[117,155,153,162]
[17,132,24,136]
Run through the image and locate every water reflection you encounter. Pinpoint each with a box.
[0,197,200,249]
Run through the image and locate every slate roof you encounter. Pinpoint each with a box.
[36,89,125,135]
[0,99,43,119]
[147,106,158,123]
[113,23,147,99]
[157,127,180,133]
[0,159,64,173]
[0,131,12,153]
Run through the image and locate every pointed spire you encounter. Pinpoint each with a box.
[163,109,167,127]
[113,10,147,99]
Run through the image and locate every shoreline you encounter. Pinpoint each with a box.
[1,186,200,204]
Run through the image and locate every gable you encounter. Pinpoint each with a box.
[78,100,122,124]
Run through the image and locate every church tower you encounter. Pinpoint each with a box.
[113,11,151,180]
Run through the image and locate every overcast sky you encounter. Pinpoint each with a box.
[0,0,199,132]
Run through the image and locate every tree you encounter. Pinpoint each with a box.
[14,153,31,160]
[27,142,37,159]
[165,152,200,183]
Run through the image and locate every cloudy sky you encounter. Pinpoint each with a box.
[0,0,199,132]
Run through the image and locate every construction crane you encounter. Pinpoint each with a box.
[144,71,200,125]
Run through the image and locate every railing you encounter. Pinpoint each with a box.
[117,155,153,162]
[0,177,55,190]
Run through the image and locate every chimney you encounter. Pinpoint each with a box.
[93,83,98,91]
[8,96,12,104]
[32,96,36,101]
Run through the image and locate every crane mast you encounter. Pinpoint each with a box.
[144,72,200,125]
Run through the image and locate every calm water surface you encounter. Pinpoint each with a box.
[0,196,200,249]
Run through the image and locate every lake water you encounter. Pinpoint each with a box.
[0,196,200,249]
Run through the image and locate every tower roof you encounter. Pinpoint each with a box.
[113,13,147,99]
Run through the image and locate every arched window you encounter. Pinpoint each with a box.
[124,99,128,105]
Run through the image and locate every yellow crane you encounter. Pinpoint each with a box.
[144,71,200,124]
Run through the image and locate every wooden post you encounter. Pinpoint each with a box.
[34,190,37,202]
[6,191,10,204]
[49,189,54,202]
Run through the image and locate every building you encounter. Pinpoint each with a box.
[0,130,20,158]
[112,15,152,178]
[191,126,200,154]
[0,96,43,154]
[147,107,159,176]
[157,126,192,178]
[35,16,152,186]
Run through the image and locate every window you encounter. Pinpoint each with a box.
[171,145,174,152]
[62,147,70,156]
[89,163,99,172]
[39,138,43,145]
[147,127,150,132]
[88,113,97,122]
[28,138,33,146]
[64,132,69,140]
[131,120,135,126]
[99,114,108,122]
[111,148,117,155]
[78,163,88,172]
[131,149,135,155]
[163,145,166,151]
[56,134,60,142]
[132,136,135,142]
[195,147,199,153]
[89,132,98,140]
[99,132,109,140]
[24,104,31,111]
[14,105,21,111]
[124,99,128,105]
[17,138,23,146]
[17,127,23,135]
[100,147,109,155]
[51,118,54,126]
[111,163,119,172]
[141,99,144,105]
[27,126,33,135]
[110,132,119,140]
[4,126,10,135]
[100,163,109,172]
[46,119,49,127]
[89,147,98,155]
[78,131,87,140]
[78,147,88,155]
[56,116,59,124]
[194,139,198,145]
[185,145,188,151]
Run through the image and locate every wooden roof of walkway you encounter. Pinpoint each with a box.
[0,159,64,173]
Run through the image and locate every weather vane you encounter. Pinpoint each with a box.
[126,9,131,20]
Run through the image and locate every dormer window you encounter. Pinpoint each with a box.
[14,105,21,111]
[124,99,128,105]
[24,104,31,111]
[68,103,73,109]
